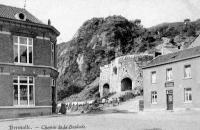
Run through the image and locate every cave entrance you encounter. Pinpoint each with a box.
[103,83,110,97]
[121,77,132,91]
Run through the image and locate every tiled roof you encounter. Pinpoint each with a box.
[0,4,42,24]
[143,45,200,68]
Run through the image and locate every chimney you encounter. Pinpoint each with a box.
[48,19,51,26]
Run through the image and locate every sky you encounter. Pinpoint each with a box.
[1,0,200,43]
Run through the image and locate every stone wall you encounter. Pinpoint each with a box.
[99,54,153,97]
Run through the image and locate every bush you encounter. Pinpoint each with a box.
[57,85,83,100]
[102,92,116,99]
[119,91,135,102]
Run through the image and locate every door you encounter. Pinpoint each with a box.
[52,86,56,113]
[166,90,173,110]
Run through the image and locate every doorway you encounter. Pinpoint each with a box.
[166,90,173,110]
[52,86,56,113]
[121,77,132,91]
[103,83,110,97]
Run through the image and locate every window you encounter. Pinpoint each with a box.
[151,91,157,104]
[14,36,33,64]
[151,71,156,84]
[51,79,56,86]
[184,88,192,103]
[166,68,173,81]
[184,65,191,78]
[113,67,117,75]
[51,42,55,66]
[13,76,34,106]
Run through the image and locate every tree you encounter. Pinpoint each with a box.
[184,18,191,25]
[134,19,141,26]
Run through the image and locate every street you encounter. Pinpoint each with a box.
[0,110,199,130]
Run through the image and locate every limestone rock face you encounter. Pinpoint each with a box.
[57,16,147,100]
[76,54,84,72]
[57,16,200,100]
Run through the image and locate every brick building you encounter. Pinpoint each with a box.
[143,44,200,111]
[0,4,59,118]
[99,54,153,97]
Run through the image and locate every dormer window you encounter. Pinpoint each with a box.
[14,36,33,64]
[15,13,26,21]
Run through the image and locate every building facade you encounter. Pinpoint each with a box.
[99,54,153,97]
[0,4,59,118]
[143,45,200,111]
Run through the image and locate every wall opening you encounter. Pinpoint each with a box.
[103,83,110,97]
[121,77,132,91]
[113,66,117,74]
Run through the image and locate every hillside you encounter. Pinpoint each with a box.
[57,16,200,101]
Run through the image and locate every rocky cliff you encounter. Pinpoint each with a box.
[57,16,200,101]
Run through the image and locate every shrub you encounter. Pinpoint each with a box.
[119,91,135,102]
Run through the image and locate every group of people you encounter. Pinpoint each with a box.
[58,101,94,114]
[101,97,120,106]
[57,97,121,114]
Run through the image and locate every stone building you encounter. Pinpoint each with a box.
[149,37,180,58]
[99,54,153,97]
[143,43,200,111]
[0,4,59,118]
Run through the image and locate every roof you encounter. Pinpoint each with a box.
[0,4,42,24]
[143,45,200,69]
[0,4,60,36]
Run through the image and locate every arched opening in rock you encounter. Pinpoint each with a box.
[103,83,110,97]
[121,77,132,91]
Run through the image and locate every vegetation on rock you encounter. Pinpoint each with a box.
[57,16,200,101]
